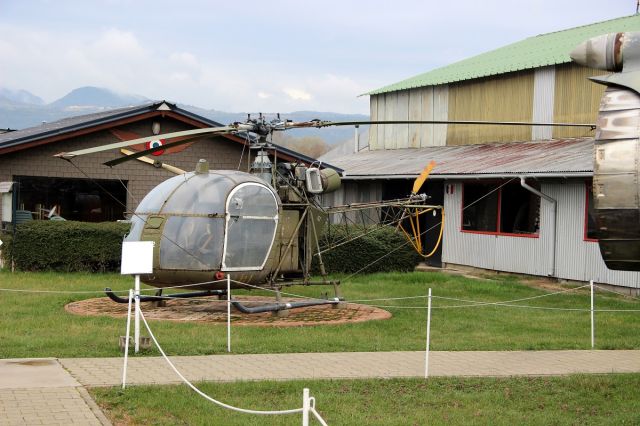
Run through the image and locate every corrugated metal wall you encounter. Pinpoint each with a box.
[322,181,383,225]
[443,179,640,288]
[551,181,640,287]
[368,64,608,148]
[552,63,606,139]
[443,181,551,275]
[368,86,448,150]
[446,71,534,145]
[532,66,555,140]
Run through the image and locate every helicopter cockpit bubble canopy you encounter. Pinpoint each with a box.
[125,169,280,273]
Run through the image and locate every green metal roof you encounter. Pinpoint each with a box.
[366,14,640,96]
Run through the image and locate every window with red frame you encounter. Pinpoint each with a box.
[585,183,598,241]
[462,181,540,236]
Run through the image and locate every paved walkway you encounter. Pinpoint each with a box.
[2,350,639,424]
[0,359,110,426]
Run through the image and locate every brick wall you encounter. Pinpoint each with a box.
[0,117,253,222]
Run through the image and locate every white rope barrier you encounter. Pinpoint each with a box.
[593,283,640,301]
[0,278,227,295]
[1,277,638,314]
[430,284,591,305]
[358,302,640,312]
[138,308,308,415]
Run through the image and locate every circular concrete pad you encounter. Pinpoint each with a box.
[65,296,391,327]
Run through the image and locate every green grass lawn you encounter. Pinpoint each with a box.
[91,375,640,425]
[0,269,639,358]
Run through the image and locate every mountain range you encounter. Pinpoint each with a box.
[0,86,368,146]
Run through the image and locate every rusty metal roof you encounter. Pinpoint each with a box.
[331,138,593,180]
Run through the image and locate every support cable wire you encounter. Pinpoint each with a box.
[341,178,517,283]
[138,308,305,415]
[65,159,213,269]
[316,208,413,256]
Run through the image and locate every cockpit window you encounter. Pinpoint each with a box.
[222,183,279,271]
[160,216,224,270]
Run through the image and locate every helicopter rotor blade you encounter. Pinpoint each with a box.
[281,119,596,129]
[120,149,186,174]
[54,125,240,160]
[104,134,208,167]
[412,161,436,195]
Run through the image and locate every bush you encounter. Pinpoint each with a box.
[317,224,421,274]
[0,231,12,269]
[8,221,130,272]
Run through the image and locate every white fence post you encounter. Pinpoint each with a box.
[227,274,231,353]
[425,287,432,379]
[590,280,595,349]
[302,388,310,426]
[134,274,141,353]
[122,289,133,389]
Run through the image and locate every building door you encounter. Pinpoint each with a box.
[382,180,444,267]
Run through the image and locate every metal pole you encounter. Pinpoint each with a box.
[354,125,360,153]
[590,280,595,349]
[134,274,140,353]
[227,274,231,353]
[122,289,133,389]
[302,388,310,426]
[425,287,432,379]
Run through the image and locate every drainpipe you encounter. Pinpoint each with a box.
[520,176,557,277]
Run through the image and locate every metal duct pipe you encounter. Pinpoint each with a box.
[104,288,226,303]
[230,298,339,314]
[520,177,557,277]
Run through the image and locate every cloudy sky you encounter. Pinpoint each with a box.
[0,0,635,113]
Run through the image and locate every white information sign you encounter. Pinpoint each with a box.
[120,241,154,275]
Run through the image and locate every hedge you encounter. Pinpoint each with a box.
[316,224,422,274]
[5,221,130,272]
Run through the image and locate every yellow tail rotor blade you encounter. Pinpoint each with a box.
[412,161,436,194]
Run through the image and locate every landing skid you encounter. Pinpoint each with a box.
[103,287,343,314]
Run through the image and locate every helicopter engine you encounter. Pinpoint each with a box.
[571,32,640,270]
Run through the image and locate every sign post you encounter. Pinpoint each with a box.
[121,241,154,353]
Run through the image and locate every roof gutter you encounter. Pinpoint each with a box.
[520,176,557,277]
[341,172,593,180]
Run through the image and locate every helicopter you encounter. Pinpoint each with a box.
[52,111,611,313]
[570,31,640,271]
[55,116,442,314]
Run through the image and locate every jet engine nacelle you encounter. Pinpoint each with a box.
[571,32,640,270]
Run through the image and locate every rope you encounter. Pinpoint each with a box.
[139,308,304,415]
[358,302,640,312]
[593,284,640,301]
[0,278,228,295]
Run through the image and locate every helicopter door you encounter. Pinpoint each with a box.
[222,182,279,271]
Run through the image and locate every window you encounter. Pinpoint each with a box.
[14,176,127,222]
[222,183,279,271]
[585,183,598,241]
[462,181,540,237]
